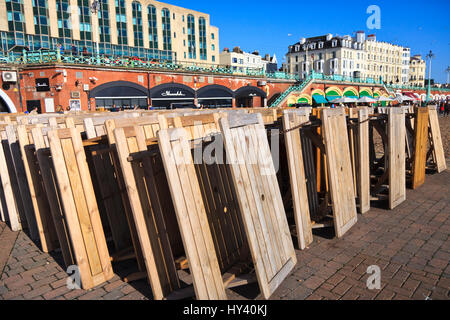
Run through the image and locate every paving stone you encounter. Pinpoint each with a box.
[1,169,449,301]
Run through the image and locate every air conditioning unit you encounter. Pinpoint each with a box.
[2,71,17,83]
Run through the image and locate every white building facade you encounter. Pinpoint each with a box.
[220,48,269,73]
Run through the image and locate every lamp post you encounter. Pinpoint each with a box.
[90,0,100,59]
[446,66,450,85]
[425,50,434,103]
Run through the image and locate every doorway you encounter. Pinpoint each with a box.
[26,100,41,113]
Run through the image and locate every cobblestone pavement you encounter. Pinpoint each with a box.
[0,169,448,301]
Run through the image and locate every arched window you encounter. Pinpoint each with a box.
[132,1,143,47]
[199,17,207,61]
[147,5,158,49]
[187,14,196,59]
[161,8,171,51]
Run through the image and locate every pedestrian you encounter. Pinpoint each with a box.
[445,102,450,117]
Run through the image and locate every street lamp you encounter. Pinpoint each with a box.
[446,66,450,85]
[425,50,434,103]
[90,0,100,58]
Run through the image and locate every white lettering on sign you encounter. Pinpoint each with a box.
[161,90,186,97]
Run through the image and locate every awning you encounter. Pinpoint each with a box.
[313,95,328,104]
[345,96,359,100]
[151,84,195,101]
[327,96,341,102]
[404,92,420,101]
[197,85,234,99]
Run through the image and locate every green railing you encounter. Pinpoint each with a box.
[0,50,301,81]
[309,71,385,85]
[269,74,314,108]
[386,83,450,93]
[2,51,448,93]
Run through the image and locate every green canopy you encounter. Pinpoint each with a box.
[359,91,373,98]
[344,91,358,97]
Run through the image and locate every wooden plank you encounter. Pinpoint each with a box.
[356,108,370,214]
[282,109,313,249]
[5,125,39,240]
[219,113,296,300]
[158,127,227,300]
[0,131,22,231]
[16,125,59,252]
[412,107,429,189]
[388,108,406,209]
[321,108,358,238]
[428,106,447,173]
[86,143,132,252]
[48,128,113,289]
[32,128,75,267]
[114,125,181,300]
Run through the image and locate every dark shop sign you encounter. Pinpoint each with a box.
[35,78,50,92]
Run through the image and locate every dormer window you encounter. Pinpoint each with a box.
[295,45,300,52]
[332,40,337,47]
[318,42,324,49]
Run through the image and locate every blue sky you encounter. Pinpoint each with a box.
[170,0,450,83]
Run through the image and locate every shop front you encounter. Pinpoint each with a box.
[89,81,149,110]
[150,83,196,109]
[197,85,234,108]
[235,86,267,108]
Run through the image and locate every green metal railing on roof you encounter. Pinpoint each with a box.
[2,51,449,93]
[0,50,301,81]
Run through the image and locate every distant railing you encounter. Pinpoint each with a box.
[309,71,385,85]
[386,83,450,93]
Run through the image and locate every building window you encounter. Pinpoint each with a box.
[187,14,196,59]
[132,1,143,47]
[55,0,72,49]
[32,0,49,36]
[147,5,158,49]
[116,0,127,45]
[212,55,215,62]
[162,8,172,51]
[97,0,110,45]
[199,17,207,60]
[211,44,215,51]
[77,0,92,42]
[211,33,215,40]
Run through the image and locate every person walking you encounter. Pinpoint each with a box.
[445,102,450,117]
